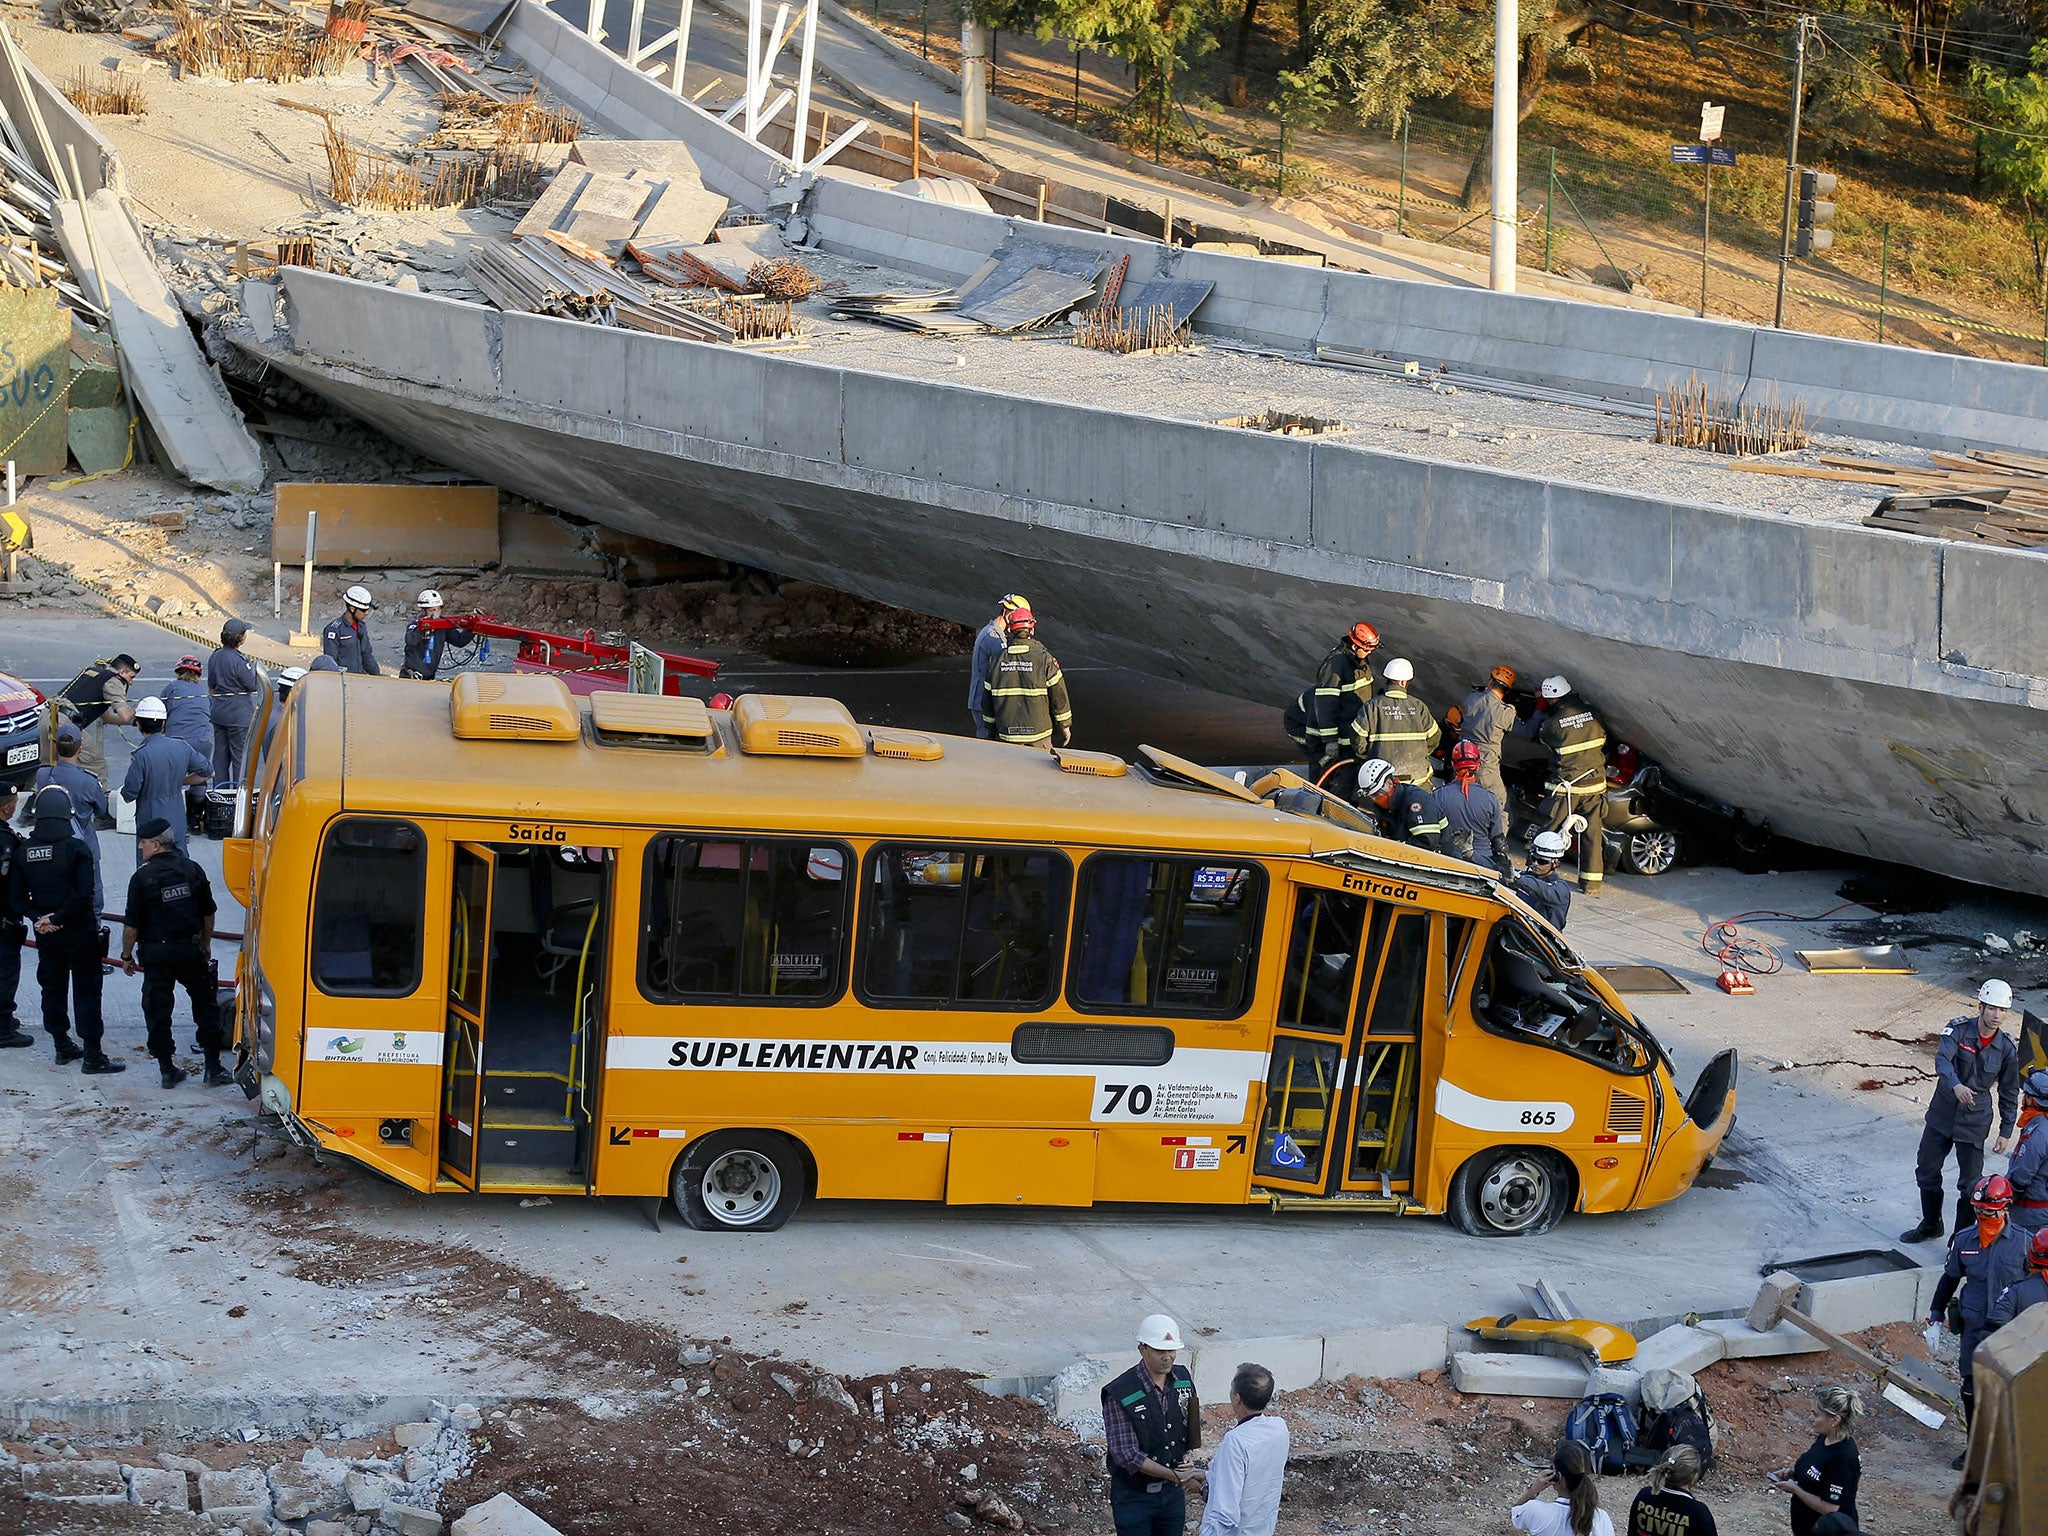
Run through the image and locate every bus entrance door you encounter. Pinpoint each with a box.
[440,843,495,1190]
[1254,872,1429,1209]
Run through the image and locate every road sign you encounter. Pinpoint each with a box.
[1700,101,1725,142]
[1674,143,1736,166]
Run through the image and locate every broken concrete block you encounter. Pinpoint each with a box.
[384,1502,445,1536]
[1747,1271,1803,1334]
[1631,1324,1726,1378]
[451,1493,565,1536]
[450,1404,483,1431]
[1697,1318,1830,1359]
[393,1423,438,1450]
[241,279,278,343]
[403,1452,432,1484]
[197,1466,272,1520]
[1803,1268,1929,1334]
[158,1453,209,1476]
[1189,1334,1324,1403]
[270,1461,347,1521]
[346,1471,400,1512]
[1322,1323,1450,1382]
[23,1459,127,1503]
[1448,1352,1634,1399]
[307,1522,351,1536]
[127,1465,189,1509]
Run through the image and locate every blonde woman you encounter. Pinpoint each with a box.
[1768,1386,1862,1536]
[1627,1446,1717,1536]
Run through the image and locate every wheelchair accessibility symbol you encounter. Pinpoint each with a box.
[1270,1132,1307,1170]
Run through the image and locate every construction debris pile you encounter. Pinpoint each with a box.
[63,64,147,115]
[1733,446,2048,547]
[1652,376,1810,457]
[833,242,1214,342]
[1074,302,1192,354]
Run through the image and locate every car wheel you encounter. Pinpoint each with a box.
[1623,828,1681,876]
[1446,1148,1572,1237]
[672,1131,805,1232]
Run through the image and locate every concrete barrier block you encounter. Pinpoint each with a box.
[1448,1351,1625,1399]
[1312,447,1541,580]
[453,1494,566,1536]
[385,1502,445,1536]
[283,271,498,396]
[1320,1322,1450,1382]
[1801,1267,1929,1335]
[1937,543,2048,679]
[501,313,629,417]
[1630,1324,1726,1378]
[270,1461,347,1521]
[126,1466,189,1509]
[23,1460,126,1504]
[196,1467,271,1520]
[1189,1335,1325,1403]
[1171,249,1327,349]
[1697,1318,1830,1359]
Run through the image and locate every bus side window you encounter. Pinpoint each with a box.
[1363,908,1427,1039]
[1071,856,1263,1017]
[1279,888,1367,1033]
[311,819,426,996]
[859,845,1070,1008]
[642,836,849,1004]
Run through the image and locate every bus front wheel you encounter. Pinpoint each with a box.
[1446,1148,1571,1238]
[673,1132,805,1232]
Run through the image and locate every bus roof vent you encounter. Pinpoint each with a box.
[731,694,865,757]
[589,690,716,750]
[866,727,943,762]
[1136,745,1263,803]
[449,673,579,741]
[1053,747,1127,777]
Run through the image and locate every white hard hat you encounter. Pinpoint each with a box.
[344,584,375,609]
[277,667,306,690]
[1979,979,2014,1008]
[1382,657,1414,685]
[1540,675,1570,700]
[1136,1314,1183,1351]
[1531,829,1571,860]
[417,589,443,609]
[1355,758,1397,801]
[133,695,167,721]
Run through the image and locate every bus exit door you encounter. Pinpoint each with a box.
[1253,874,1447,1206]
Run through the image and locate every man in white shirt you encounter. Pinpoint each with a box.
[1198,1363,1289,1536]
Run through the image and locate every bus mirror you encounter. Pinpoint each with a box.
[222,837,255,907]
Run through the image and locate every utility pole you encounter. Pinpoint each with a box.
[1490,0,1518,292]
[1773,14,1810,329]
[960,14,989,139]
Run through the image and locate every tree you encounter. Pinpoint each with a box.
[1969,41,2048,289]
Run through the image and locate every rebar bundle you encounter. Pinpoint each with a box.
[680,292,802,340]
[64,67,147,116]
[161,0,355,82]
[746,257,820,300]
[1654,376,1810,457]
[433,87,582,147]
[323,125,546,211]
[1072,303,1190,355]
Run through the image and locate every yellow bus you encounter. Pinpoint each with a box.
[223,672,1736,1237]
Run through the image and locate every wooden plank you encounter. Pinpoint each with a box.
[1967,447,2048,475]
[272,482,500,566]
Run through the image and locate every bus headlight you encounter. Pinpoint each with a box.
[259,1073,292,1116]
[252,968,277,1072]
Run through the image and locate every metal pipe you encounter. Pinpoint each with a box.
[790,0,820,162]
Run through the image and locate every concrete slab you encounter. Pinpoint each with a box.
[1630,1324,1726,1378]
[197,1466,271,1520]
[1189,1335,1324,1403]
[1321,1323,1452,1382]
[126,1465,189,1508]
[22,1459,126,1503]
[1802,1267,1933,1335]
[1447,1352,1625,1399]
[1697,1319,1830,1359]
[452,1493,566,1536]
[270,1461,347,1521]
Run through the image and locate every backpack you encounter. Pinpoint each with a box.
[1632,1368,1718,1470]
[1563,1391,1638,1476]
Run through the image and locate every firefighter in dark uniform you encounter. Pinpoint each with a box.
[1301,621,1378,771]
[1352,658,1440,787]
[121,817,227,1089]
[0,786,34,1050]
[1532,675,1609,893]
[1511,830,1574,931]
[399,589,474,680]
[321,584,381,675]
[10,784,123,1073]
[1901,980,2023,1244]
[1100,1314,1202,1536]
[1354,759,1448,853]
[1990,1229,2048,1327]
[978,606,1073,748]
[1926,1174,2029,1463]
[1441,740,1513,877]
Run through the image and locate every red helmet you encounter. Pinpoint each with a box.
[2030,1228,2048,1272]
[1450,740,1481,771]
[176,655,202,673]
[1347,621,1380,654]
[1974,1173,2015,1212]
[1005,607,1036,633]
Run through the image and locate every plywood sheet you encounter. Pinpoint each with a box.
[0,287,73,476]
[273,483,500,566]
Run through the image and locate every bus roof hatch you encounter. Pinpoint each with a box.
[589,689,716,748]
[732,694,866,758]
[448,673,580,742]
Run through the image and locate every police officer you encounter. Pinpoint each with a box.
[967,594,1029,738]
[54,653,138,804]
[1531,676,1609,894]
[1512,830,1574,931]
[399,589,474,681]
[322,584,381,674]
[120,698,209,856]
[121,817,226,1089]
[206,618,262,786]
[1353,658,1440,787]
[0,786,32,1050]
[978,606,1073,748]
[1302,622,1379,771]
[1441,740,1512,878]
[1354,759,1447,852]
[1902,981,2023,1244]
[2007,1069,2048,1235]
[1458,664,1520,810]
[34,723,107,924]
[10,784,122,1074]
[1926,1174,2028,1463]
[1990,1229,2048,1327]
[1100,1314,1202,1536]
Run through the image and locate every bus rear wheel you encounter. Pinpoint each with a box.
[673,1131,804,1232]
[1446,1148,1571,1238]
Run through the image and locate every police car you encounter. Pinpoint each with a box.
[0,670,45,788]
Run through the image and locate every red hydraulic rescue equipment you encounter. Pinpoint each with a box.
[415,612,720,696]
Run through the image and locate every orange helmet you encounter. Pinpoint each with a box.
[1974,1173,2015,1212]
[2030,1228,2048,1272]
[1347,621,1380,654]
[1490,664,1517,689]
